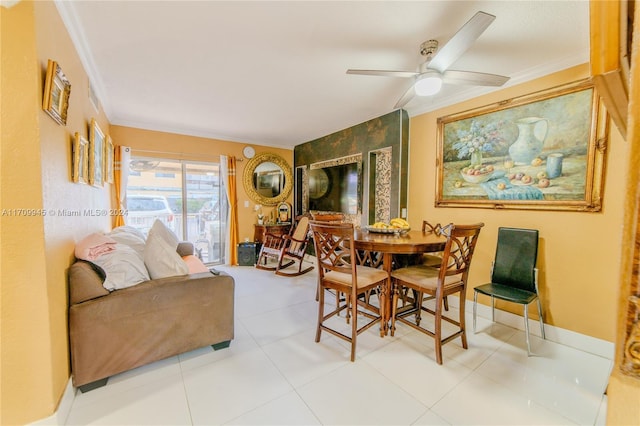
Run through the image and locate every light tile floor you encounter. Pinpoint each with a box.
[65,264,611,425]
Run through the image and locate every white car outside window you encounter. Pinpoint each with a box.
[126,195,176,235]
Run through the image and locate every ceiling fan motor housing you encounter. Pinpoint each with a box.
[419,40,439,58]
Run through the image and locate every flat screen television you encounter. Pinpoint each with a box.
[308,162,360,214]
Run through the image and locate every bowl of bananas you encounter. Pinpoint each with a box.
[367,218,411,234]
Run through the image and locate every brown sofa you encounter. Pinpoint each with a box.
[68,257,234,392]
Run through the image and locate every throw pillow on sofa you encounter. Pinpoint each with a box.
[75,232,150,291]
[182,254,210,274]
[92,243,150,291]
[108,226,146,256]
[144,220,189,279]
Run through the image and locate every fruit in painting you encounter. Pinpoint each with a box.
[538,178,550,188]
[454,180,463,188]
[496,182,506,190]
[521,175,533,184]
[537,171,547,179]
[531,157,543,166]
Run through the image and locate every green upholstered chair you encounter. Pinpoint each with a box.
[473,227,545,355]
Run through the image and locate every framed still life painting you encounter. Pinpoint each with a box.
[435,79,608,212]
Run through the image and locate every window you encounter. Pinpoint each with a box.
[155,172,175,178]
[126,157,227,264]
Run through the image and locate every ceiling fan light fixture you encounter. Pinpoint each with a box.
[414,72,443,96]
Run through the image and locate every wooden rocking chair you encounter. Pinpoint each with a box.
[255,216,314,276]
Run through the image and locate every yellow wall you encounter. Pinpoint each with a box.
[0,2,632,424]
[109,125,293,249]
[408,63,627,342]
[1,1,112,424]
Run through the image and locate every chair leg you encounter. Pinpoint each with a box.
[459,292,468,350]
[443,296,449,311]
[473,291,478,333]
[524,304,532,356]
[536,298,546,339]
[316,284,325,343]
[434,291,443,365]
[415,291,423,326]
[390,282,399,337]
[491,296,495,322]
[345,294,351,324]
[378,280,387,337]
[350,292,357,362]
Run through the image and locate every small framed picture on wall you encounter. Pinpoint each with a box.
[89,118,105,187]
[42,59,71,125]
[72,132,89,184]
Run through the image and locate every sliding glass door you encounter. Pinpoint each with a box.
[126,157,227,264]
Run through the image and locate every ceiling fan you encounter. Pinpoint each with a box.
[347,11,510,109]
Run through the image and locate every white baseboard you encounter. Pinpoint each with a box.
[29,378,75,426]
[448,295,615,360]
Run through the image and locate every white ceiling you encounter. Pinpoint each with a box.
[55,1,590,149]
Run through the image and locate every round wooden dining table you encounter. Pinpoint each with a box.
[351,228,447,335]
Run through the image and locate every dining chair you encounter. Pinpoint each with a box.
[390,223,484,364]
[255,215,314,276]
[310,212,346,302]
[395,221,451,311]
[473,227,544,355]
[309,221,388,361]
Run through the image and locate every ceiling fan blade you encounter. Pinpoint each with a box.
[442,69,510,86]
[394,84,416,109]
[428,11,495,73]
[347,69,418,78]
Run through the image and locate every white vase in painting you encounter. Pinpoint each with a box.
[508,117,548,165]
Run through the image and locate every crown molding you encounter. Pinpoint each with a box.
[54,0,112,119]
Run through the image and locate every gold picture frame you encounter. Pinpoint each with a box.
[435,79,608,212]
[42,59,71,125]
[72,132,89,184]
[104,135,114,184]
[89,118,105,187]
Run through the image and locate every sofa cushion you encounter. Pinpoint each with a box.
[144,221,189,279]
[93,243,151,291]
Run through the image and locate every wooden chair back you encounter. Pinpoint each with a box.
[438,223,484,285]
[309,221,354,280]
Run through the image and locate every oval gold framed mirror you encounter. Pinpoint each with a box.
[243,152,293,206]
